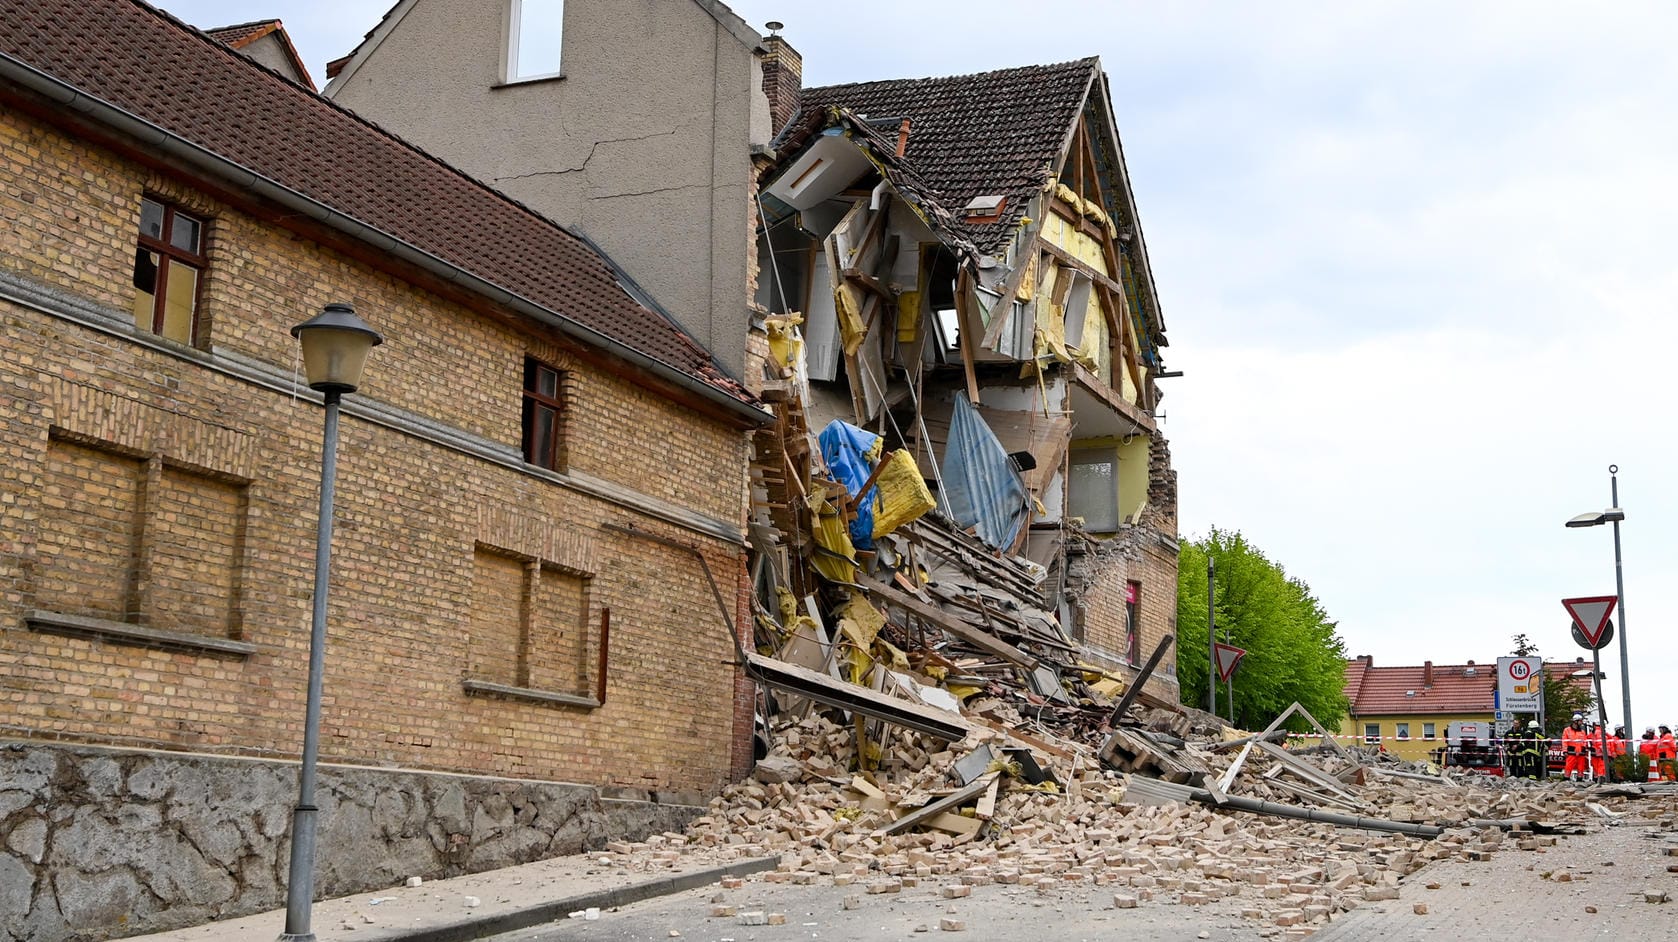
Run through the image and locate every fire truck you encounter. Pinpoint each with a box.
[1433,721,1506,776]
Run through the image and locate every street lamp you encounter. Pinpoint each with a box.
[280,303,383,942]
[1564,463,1631,758]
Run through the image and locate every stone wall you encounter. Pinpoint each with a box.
[0,741,700,942]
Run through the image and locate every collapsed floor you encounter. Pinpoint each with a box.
[593,711,1678,936]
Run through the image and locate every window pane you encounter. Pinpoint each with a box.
[1067,450,1119,531]
[530,405,556,468]
[538,366,558,398]
[139,198,165,240]
[132,249,159,330]
[170,212,202,254]
[161,261,198,344]
[514,0,564,77]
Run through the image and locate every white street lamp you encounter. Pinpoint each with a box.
[1564,464,1631,774]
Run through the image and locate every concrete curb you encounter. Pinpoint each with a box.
[380,856,781,942]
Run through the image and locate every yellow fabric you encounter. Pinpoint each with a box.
[896,290,921,342]
[809,496,858,584]
[837,594,886,649]
[871,450,936,537]
[763,313,804,372]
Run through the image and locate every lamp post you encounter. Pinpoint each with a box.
[280,303,383,942]
[1565,464,1631,749]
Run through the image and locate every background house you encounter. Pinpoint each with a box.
[1342,656,1598,764]
[0,3,765,937]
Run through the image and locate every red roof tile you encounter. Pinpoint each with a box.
[0,0,755,411]
[203,19,279,49]
[1344,657,1594,716]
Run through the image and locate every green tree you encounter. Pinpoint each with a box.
[1177,529,1349,731]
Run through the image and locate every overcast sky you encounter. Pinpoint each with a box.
[156,0,1678,731]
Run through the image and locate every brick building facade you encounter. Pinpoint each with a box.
[0,2,767,796]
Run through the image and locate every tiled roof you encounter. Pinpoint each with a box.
[203,19,279,48]
[0,0,754,409]
[803,59,1099,255]
[1345,658,1594,716]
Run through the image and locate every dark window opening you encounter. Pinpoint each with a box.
[131,196,206,345]
[522,358,566,470]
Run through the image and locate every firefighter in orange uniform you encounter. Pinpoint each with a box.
[1588,723,1606,781]
[1640,728,1660,781]
[1658,725,1677,782]
[1607,726,1628,782]
[1561,714,1590,782]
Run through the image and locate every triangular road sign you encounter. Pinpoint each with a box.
[1561,595,1618,648]
[1213,642,1246,682]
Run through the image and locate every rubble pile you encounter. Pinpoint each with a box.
[599,712,1678,935]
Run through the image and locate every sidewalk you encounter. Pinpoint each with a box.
[123,853,779,942]
[1314,819,1678,941]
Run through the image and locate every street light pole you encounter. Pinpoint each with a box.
[280,304,382,942]
[1608,465,1632,748]
[1207,556,1216,715]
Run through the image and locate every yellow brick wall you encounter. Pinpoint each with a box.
[0,107,754,793]
[1078,533,1181,699]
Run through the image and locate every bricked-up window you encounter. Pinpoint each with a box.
[33,434,248,640]
[1125,581,1141,664]
[522,358,566,470]
[466,544,596,705]
[131,197,206,345]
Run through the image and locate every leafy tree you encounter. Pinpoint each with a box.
[1177,529,1348,731]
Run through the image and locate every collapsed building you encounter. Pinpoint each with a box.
[741,58,1181,751]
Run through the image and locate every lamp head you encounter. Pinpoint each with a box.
[292,303,383,394]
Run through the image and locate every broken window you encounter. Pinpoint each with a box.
[131,196,206,345]
[522,357,566,471]
[1067,447,1119,533]
[504,0,564,82]
[1125,581,1141,664]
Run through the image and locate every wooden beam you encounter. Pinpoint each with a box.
[842,267,896,303]
[857,573,1039,670]
[954,267,982,404]
[874,772,999,836]
[1040,237,1125,299]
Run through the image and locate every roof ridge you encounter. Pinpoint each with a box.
[203,18,281,35]
[806,56,1099,97]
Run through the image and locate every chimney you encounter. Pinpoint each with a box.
[760,25,802,134]
[1423,660,1433,687]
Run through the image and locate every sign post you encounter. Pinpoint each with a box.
[1563,596,1618,780]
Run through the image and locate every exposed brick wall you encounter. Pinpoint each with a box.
[0,108,753,794]
[759,36,803,134]
[1068,432,1181,701]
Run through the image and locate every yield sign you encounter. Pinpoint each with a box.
[1562,595,1618,649]
[1213,643,1247,682]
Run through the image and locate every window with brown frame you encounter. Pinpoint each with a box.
[131,196,207,345]
[522,357,566,470]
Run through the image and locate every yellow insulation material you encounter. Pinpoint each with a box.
[837,594,886,649]
[810,496,858,584]
[871,450,937,538]
[763,313,805,372]
[896,290,921,342]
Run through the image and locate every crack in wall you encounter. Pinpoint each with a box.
[492,128,685,184]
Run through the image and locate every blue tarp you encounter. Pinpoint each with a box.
[818,420,880,549]
[942,395,1031,550]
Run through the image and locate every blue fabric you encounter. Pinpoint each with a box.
[942,395,1030,550]
[818,420,881,549]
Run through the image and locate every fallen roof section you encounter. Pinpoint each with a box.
[741,650,969,741]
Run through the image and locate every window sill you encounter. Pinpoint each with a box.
[493,73,566,89]
[462,678,599,709]
[25,610,256,658]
